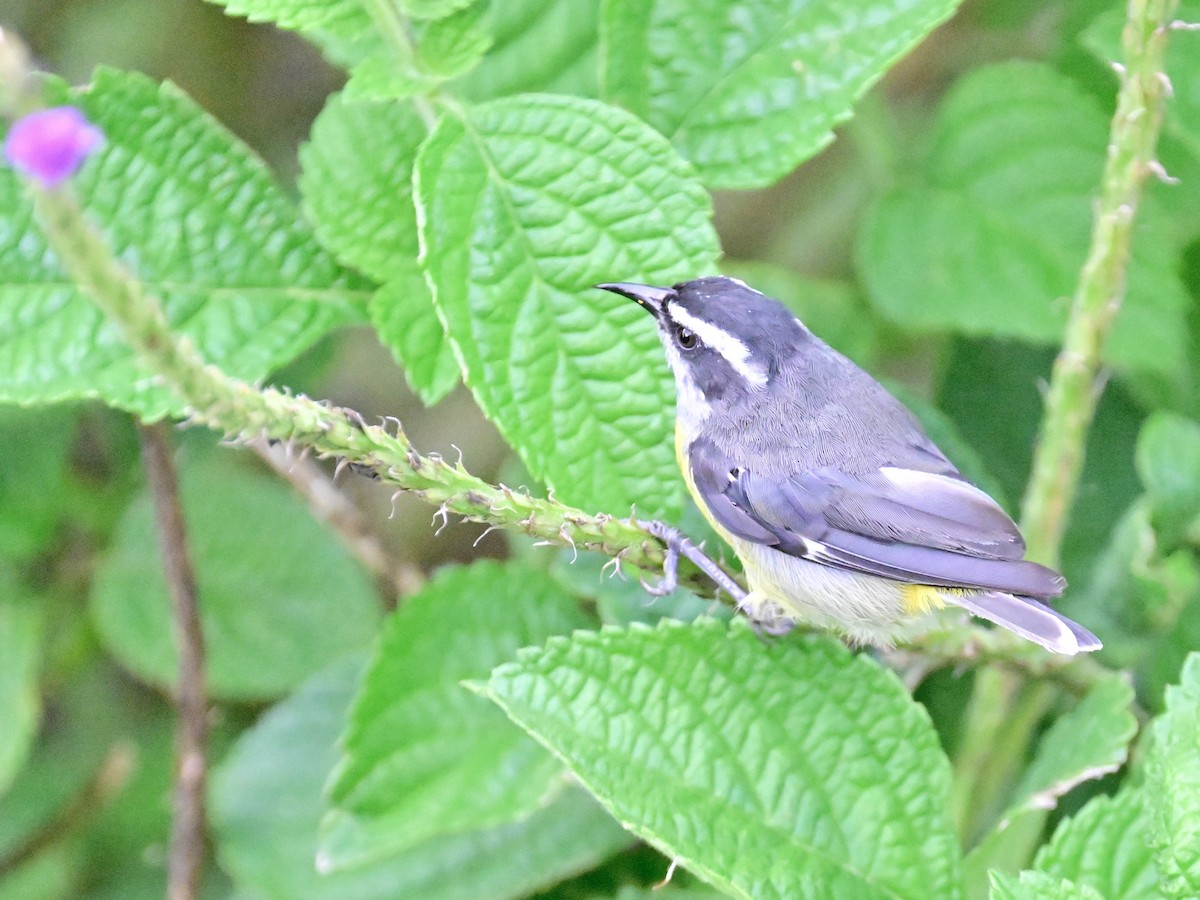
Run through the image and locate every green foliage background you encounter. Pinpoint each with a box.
[1,0,1199,898]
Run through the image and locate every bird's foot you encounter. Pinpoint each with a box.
[639,520,747,602]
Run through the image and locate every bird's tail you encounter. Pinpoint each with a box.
[948,591,1102,656]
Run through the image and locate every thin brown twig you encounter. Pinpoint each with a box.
[139,423,207,900]
[250,437,426,601]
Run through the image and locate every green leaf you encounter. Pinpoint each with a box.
[299,92,459,402]
[210,656,631,900]
[606,888,729,900]
[1145,653,1200,898]
[300,93,426,284]
[0,68,364,418]
[0,662,127,860]
[415,94,719,520]
[205,0,376,69]
[547,549,721,628]
[370,273,460,405]
[320,560,591,871]
[89,452,381,701]
[210,0,487,100]
[1035,789,1160,900]
[0,844,78,900]
[989,870,1102,900]
[458,0,599,100]
[965,678,1137,890]
[0,406,76,561]
[400,0,476,20]
[0,596,41,797]
[1135,411,1200,546]
[482,620,964,900]
[413,2,491,80]
[601,0,963,189]
[1009,677,1136,817]
[858,62,1189,382]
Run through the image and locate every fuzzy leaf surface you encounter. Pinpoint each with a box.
[602,0,962,188]
[1145,653,1200,898]
[989,871,1102,900]
[1035,789,1160,900]
[211,656,630,900]
[483,620,963,900]
[416,94,719,519]
[320,560,590,870]
[299,92,459,402]
[0,68,363,417]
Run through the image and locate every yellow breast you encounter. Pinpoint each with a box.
[673,419,942,643]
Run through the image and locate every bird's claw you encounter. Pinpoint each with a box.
[638,520,747,602]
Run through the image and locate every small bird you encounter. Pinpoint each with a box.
[598,276,1101,655]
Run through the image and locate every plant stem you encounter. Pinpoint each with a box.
[139,422,207,900]
[1021,0,1178,567]
[251,437,427,602]
[28,187,683,588]
[952,0,1176,853]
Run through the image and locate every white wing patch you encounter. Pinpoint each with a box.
[669,305,770,387]
[879,467,1002,508]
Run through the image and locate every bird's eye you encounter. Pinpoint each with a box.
[675,325,699,350]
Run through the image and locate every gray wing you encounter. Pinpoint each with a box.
[689,437,1064,599]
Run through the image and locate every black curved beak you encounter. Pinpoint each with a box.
[595,282,673,320]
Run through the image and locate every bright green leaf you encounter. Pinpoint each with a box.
[1145,653,1200,898]
[601,0,963,189]
[320,560,591,870]
[0,596,41,797]
[0,68,364,418]
[211,656,631,900]
[415,94,719,519]
[458,0,599,100]
[90,452,380,701]
[370,273,460,405]
[482,620,964,900]
[210,0,487,100]
[400,0,476,20]
[989,870,1102,900]
[299,92,459,402]
[858,62,1189,382]
[1035,789,1160,900]
[414,2,492,80]
[300,92,427,284]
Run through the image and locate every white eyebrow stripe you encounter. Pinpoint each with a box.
[669,305,770,387]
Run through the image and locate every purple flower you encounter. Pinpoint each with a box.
[4,106,104,188]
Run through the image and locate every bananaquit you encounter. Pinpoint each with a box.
[598,277,1100,656]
